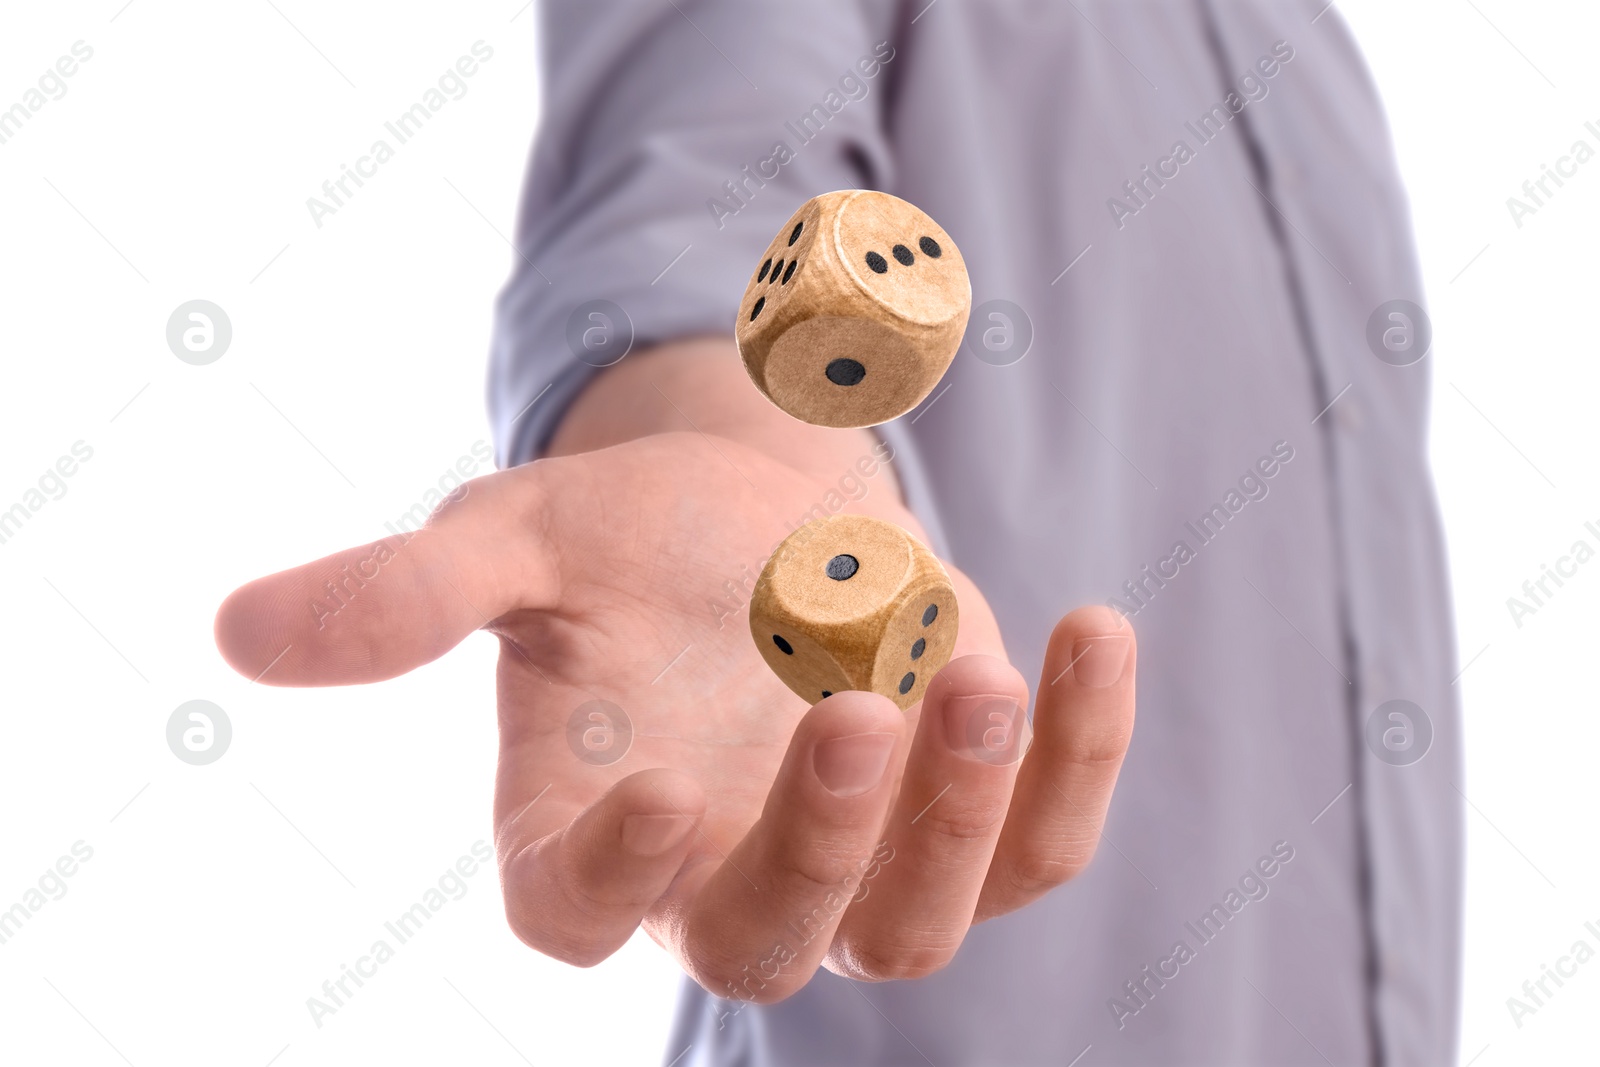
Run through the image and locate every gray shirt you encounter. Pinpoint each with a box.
[490,2,1462,1063]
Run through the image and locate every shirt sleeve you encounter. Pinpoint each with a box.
[487,0,951,556]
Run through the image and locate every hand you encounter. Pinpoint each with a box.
[214,431,1135,998]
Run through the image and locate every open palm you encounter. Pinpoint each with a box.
[216,431,1135,998]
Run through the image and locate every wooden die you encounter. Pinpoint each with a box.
[736,190,971,428]
[750,514,958,710]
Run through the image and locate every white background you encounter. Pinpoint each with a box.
[0,1,1595,1064]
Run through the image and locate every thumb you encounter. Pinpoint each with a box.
[214,469,558,686]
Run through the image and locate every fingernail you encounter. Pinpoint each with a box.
[944,694,1024,763]
[813,732,896,797]
[620,813,693,857]
[1072,636,1129,688]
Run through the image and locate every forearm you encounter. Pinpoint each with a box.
[546,336,902,500]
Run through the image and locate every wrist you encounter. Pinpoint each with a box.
[547,337,903,498]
